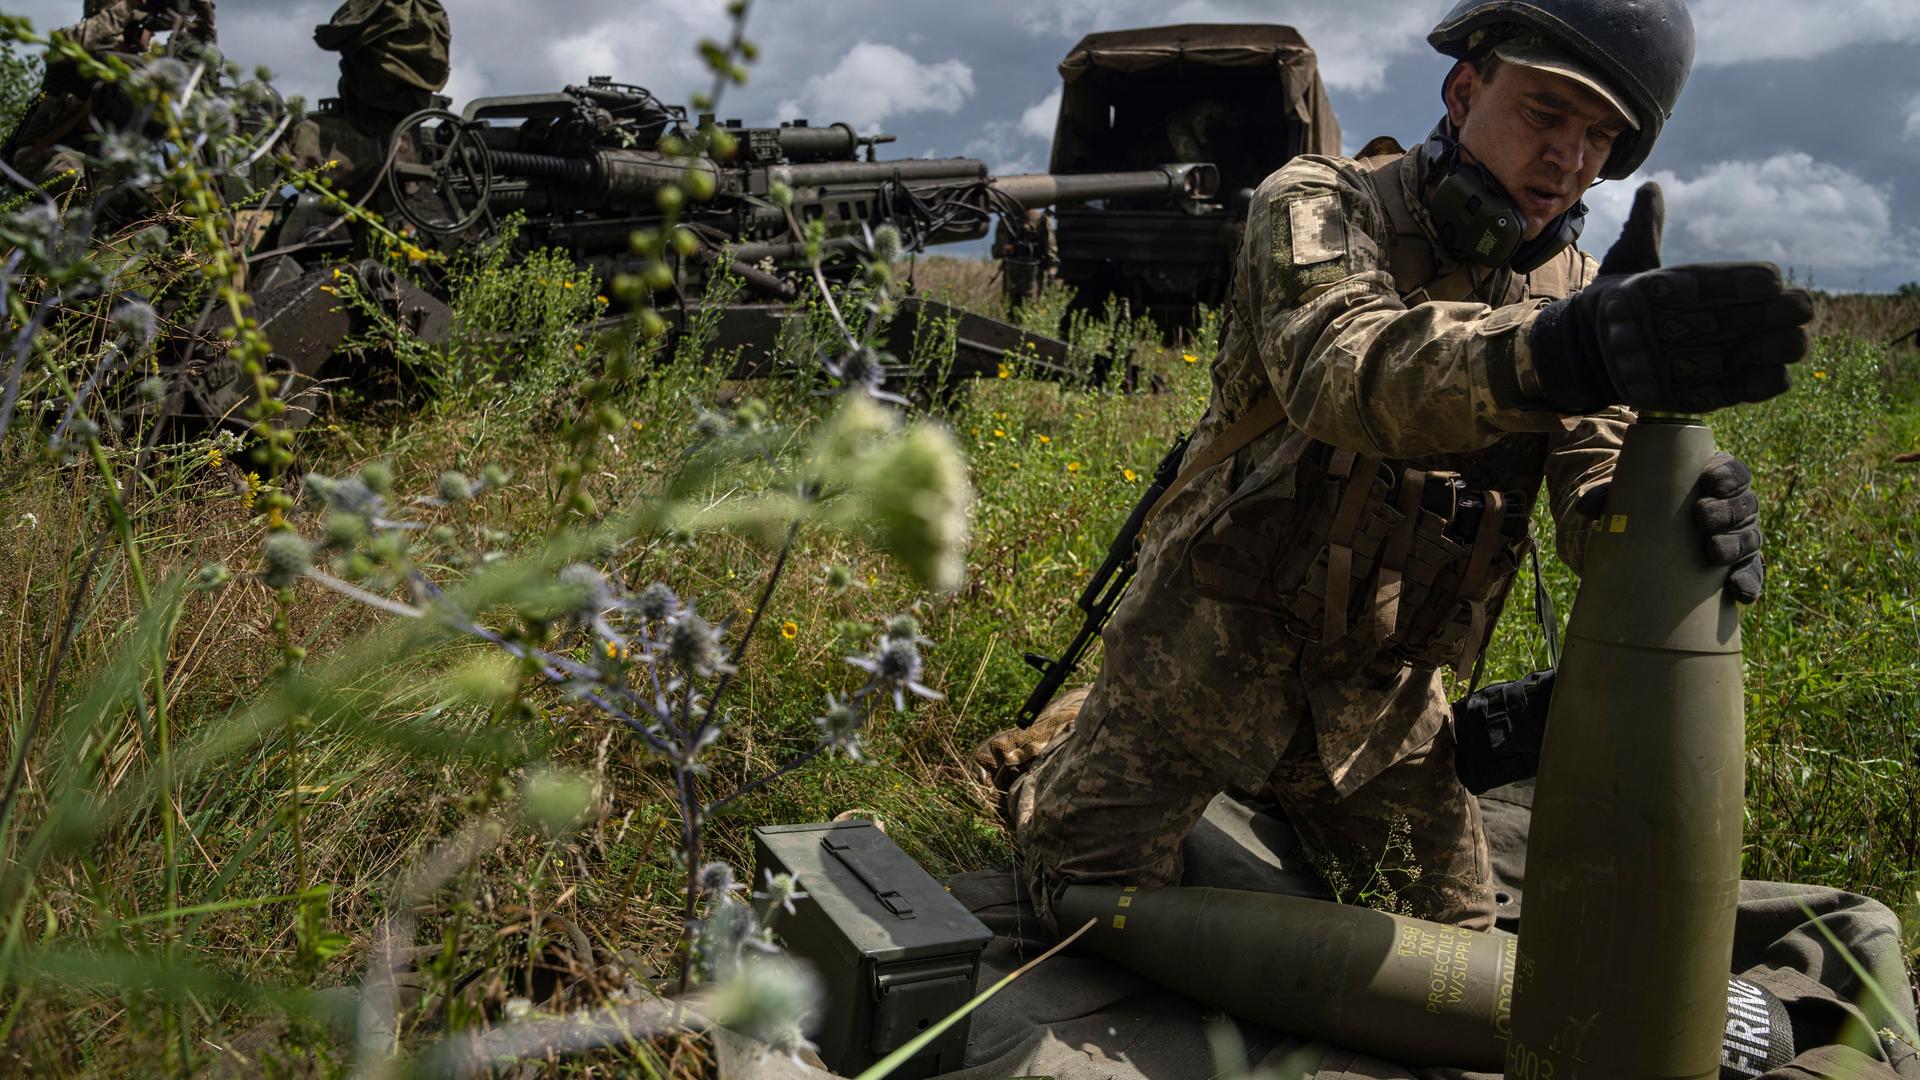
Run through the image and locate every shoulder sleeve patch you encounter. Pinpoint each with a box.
[1288,193,1347,266]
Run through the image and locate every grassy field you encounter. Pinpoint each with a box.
[1,229,1917,1074]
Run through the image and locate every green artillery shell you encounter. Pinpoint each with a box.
[1057,884,1520,1069]
[1057,885,1795,1074]
[1508,416,1745,1079]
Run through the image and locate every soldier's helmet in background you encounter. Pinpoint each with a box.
[1427,0,1696,179]
[314,0,451,119]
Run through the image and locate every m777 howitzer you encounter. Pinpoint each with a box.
[197,79,1218,430]
[376,78,1216,379]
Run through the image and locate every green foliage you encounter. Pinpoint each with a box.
[3,0,1919,1068]
[0,35,39,137]
[434,217,607,410]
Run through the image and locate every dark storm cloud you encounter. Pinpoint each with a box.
[9,0,1918,289]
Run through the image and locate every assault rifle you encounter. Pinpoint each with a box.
[1016,429,1190,727]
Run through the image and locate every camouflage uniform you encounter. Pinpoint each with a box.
[1011,144,1631,932]
[287,0,450,196]
[4,2,147,191]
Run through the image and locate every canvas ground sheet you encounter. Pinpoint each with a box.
[716,784,1919,1079]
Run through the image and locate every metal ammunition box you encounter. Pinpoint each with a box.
[753,822,992,1079]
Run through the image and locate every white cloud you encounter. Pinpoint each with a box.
[1582,153,1916,275]
[1008,0,1446,94]
[1020,88,1062,141]
[1692,0,1920,65]
[777,42,974,134]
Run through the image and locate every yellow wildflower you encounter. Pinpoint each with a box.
[1012,461,1022,469]
[1813,370,1828,379]
[206,447,224,467]
[993,429,1005,438]
[1182,352,1199,364]
[1037,434,1051,444]
[781,620,799,640]
[630,419,646,432]
[1067,461,1081,473]
[604,640,618,659]
[241,471,263,510]
[1123,468,1138,482]
[997,362,1010,379]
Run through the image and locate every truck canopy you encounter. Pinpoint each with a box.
[1048,23,1342,200]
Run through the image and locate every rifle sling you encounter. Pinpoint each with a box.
[1141,394,1289,531]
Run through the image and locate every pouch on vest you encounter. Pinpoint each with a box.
[1182,442,1534,678]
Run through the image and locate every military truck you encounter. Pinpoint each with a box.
[1022,24,1343,327]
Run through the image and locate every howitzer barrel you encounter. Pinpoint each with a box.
[990,163,1220,210]
[766,157,988,188]
[1057,885,1795,1075]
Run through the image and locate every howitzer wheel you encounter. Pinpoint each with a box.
[384,108,494,239]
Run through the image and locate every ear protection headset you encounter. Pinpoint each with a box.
[1419,118,1586,274]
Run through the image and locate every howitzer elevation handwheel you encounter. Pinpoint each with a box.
[384,108,495,238]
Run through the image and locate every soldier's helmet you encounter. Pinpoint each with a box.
[1428,0,1695,179]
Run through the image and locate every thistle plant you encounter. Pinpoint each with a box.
[0,3,982,1070]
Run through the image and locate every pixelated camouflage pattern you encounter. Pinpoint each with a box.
[4,3,146,189]
[1013,146,1630,932]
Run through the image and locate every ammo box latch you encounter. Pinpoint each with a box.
[872,956,976,1051]
[824,834,915,918]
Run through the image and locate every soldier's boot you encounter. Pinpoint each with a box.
[970,686,1090,826]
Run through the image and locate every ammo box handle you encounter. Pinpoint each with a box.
[822,835,916,918]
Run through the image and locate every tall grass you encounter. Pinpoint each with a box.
[2,13,1918,1071]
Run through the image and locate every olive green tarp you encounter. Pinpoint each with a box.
[714,785,1920,1079]
[1047,24,1342,178]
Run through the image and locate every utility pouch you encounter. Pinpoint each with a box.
[1452,668,1555,794]
[1376,475,1535,677]
[1183,435,1398,642]
[1183,439,1534,677]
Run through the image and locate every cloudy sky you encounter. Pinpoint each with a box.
[13,0,1919,291]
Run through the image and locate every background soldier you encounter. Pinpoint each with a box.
[993,207,1055,310]
[1,0,217,193]
[999,0,1810,932]
[286,0,450,198]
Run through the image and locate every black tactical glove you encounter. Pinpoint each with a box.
[1695,451,1764,603]
[1529,183,1814,415]
[1573,449,1765,603]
